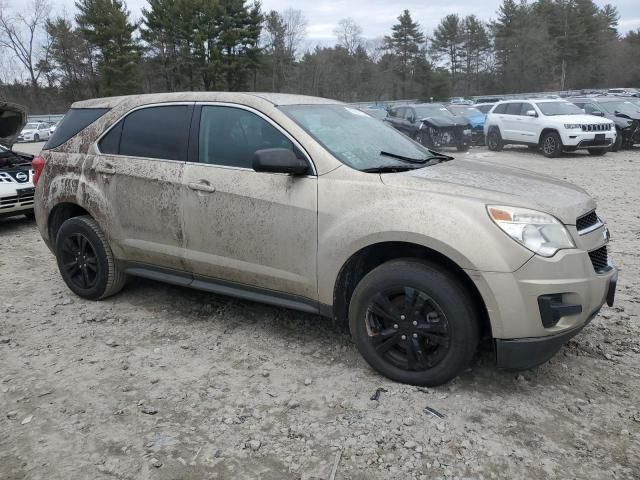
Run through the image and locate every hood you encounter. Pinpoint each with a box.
[419,116,469,128]
[614,111,640,121]
[551,114,613,124]
[380,159,595,224]
[0,102,27,148]
[463,114,485,127]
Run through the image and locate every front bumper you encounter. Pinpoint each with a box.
[560,130,615,149]
[495,271,617,369]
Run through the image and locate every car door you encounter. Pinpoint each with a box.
[516,102,539,143]
[403,108,418,137]
[501,103,523,141]
[387,107,405,133]
[93,103,194,271]
[181,104,318,300]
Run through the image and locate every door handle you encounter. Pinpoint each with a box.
[96,164,115,175]
[188,182,216,193]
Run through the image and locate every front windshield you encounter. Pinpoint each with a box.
[601,100,640,115]
[450,106,482,116]
[24,123,38,129]
[413,106,454,118]
[536,102,583,116]
[280,104,439,171]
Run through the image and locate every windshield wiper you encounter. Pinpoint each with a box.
[379,150,454,164]
[362,165,422,173]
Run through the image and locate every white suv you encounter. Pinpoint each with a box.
[484,99,616,157]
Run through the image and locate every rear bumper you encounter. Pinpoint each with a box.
[495,270,617,370]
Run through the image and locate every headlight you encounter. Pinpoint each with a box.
[487,206,575,257]
[564,124,582,129]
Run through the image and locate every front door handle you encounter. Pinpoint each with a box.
[188,182,216,193]
[96,164,115,175]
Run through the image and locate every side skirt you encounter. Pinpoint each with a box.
[125,263,331,318]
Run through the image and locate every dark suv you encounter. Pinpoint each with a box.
[569,97,640,151]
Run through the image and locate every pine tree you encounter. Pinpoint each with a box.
[383,10,426,98]
[75,0,140,96]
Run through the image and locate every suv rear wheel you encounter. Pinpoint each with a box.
[55,216,126,300]
[486,129,503,151]
[541,131,563,158]
[349,259,479,386]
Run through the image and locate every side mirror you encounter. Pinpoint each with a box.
[525,110,537,117]
[591,111,604,117]
[252,148,309,175]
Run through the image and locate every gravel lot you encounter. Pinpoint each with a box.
[1,143,639,480]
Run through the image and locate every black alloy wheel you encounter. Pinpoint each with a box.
[60,233,99,290]
[486,130,503,151]
[365,287,450,372]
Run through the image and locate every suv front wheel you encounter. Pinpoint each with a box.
[55,216,126,300]
[349,259,479,386]
[541,131,563,158]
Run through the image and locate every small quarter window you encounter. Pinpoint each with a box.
[44,108,110,150]
[493,104,507,114]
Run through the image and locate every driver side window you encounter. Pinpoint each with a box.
[584,104,601,115]
[198,106,294,168]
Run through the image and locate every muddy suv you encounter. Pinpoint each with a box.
[33,93,617,386]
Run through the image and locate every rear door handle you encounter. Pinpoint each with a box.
[188,182,216,193]
[96,164,115,175]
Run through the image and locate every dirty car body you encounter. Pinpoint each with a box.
[33,92,617,386]
[386,104,472,151]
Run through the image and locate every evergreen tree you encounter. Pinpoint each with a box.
[75,0,140,96]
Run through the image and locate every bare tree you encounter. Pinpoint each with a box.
[334,18,363,55]
[0,0,51,88]
[281,8,306,59]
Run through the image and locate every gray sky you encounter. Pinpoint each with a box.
[114,0,640,40]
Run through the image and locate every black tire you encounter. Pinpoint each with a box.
[55,215,126,300]
[611,129,622,152]
[417,131,434,149]
[588,149,607,156]
[540,131,563,158]
[486,129,503,151]
[349,259,479,386]
[34,134,40,142]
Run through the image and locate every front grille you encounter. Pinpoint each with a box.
[581,124,610,132]
[0,195,18,209]
[588,246,610,273]
[576,211,600,233]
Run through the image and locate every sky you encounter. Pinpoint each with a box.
[110,0,640,41]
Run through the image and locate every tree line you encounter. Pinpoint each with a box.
[0,0,638,114]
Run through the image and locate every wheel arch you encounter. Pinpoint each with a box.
[330,241,491,338]
[538,127,560,145]
[47,202,93,249]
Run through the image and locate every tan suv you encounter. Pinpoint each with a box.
[33,93,617,386]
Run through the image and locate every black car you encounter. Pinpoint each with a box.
[569,97,640,150]
[386,104,472,151]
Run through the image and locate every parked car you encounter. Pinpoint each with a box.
[568,97,640,151]
[485,99,616,158]
[607,88,639,97]
[49,121,61,136]
[33,92,617,386]
[0,102,35,219]
[446,104,486,145]
[387,103,472,151]
[473,102,496,114]
[18,121,51,142]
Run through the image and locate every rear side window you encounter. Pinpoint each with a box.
[520,103,534,115]
[99,105,191,160]
[505,103,523,115]
[44,108,109,149]
[493,104,507,114]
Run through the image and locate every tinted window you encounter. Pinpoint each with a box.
[118,105,190,160]
[583,103,601,114]
[44,108,109,150]
[493,104,507,114]
[98,121,123,155]
[505,103,523,115]
[403,109,415,121]
[199,106,294,168]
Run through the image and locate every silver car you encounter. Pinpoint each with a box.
[33,92,617,386]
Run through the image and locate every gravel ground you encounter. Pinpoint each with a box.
[1,144,639,480]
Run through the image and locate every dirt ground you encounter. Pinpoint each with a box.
[1,143,639,480]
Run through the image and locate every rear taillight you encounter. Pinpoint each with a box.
[32,155,46,185]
